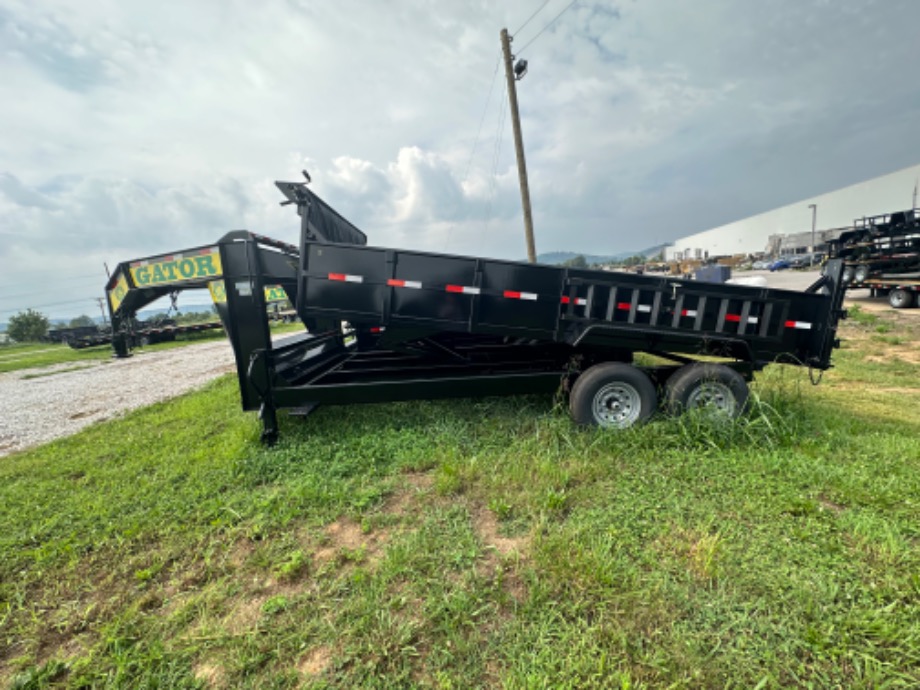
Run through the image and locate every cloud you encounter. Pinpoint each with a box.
[2,0,920,320]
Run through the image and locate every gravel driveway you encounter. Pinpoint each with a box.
[0,340,236,458]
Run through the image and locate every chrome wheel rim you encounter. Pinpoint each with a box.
[592,382,642,428]
[686,382,736,415]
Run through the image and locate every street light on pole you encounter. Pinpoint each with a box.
[808,204,817,266]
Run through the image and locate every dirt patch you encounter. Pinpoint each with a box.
[473,506,528,557]
[471,505,530,603]
[314,519,389,567]
[224,595,265,635]
[193,661,227,688]
[382,471,434,516]
[865,349,920,365]
[297,645,333,678]
[228,539,256,569]
[818,495,846,514]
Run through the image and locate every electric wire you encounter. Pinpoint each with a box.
[0,272,106,289]
[512,0,553,36]
[0,296,100,315]
[516,0,580,55]
[446,52,503,252]
[479,82,509,252]
[0,278,108,302]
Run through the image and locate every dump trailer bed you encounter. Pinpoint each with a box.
[107,179,848,443]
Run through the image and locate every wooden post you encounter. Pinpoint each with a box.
[501,28,537,263]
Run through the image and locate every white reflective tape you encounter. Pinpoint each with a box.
[786,320,812,330]
[748,316,759,324]
[344,274,363,283]
[404,280,422,289]
[637,304,652,313]
[575,298,587,306]
[462,286,480,295]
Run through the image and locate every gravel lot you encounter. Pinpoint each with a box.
[0,340,236,458]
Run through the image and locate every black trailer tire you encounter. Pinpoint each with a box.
[889,288,915,309]
[569,363,658,429]
[853,264,870,283]
[665,363,749,418]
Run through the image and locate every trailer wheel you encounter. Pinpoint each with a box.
[665,363,748,418]
[569,363,657,429]
[889,288,915,309]
[853,264,870,283]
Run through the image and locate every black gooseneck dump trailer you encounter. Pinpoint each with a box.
[106,178,848,444]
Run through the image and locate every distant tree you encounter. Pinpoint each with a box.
[622,255,647,267]
[69,314,96,328]
[8,309,50,342]
[561,255,588,269]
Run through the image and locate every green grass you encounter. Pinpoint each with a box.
[1,312,918,688]
[0,343,114,374]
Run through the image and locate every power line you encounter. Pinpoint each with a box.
[0,272,107,290]
[0,278,107,301]
[512,0,553,36]
[516,0,580,55]
[0,296,100,315]
[479,82,509,252]
[446,52,503,252]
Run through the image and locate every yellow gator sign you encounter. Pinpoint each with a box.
[129,248,222,287]
[208,281,289,304]
[107,271,130,313]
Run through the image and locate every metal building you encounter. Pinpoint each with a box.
[666,163,920,261]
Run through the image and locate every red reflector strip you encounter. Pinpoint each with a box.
[387,279,422,289]
[328,273,363,283]
[680,309,698,318]
[560,296,587,306]
[785,320,812,330]
[725,313,741,323]
[369,326,386,334]
[446,285,480,295]
[503,290,538,301]
[617,302,632,311]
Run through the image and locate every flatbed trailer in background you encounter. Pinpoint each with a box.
[829,208,920,285]
[106,178,849,444]
[849,277,920,309]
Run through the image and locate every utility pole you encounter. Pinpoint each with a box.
[500,28,537,264]
[808,204,817,266]
[95,297,109,327]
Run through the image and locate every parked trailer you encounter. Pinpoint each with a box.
[850,277,920,309]
[828,208,920,284]
[106,179,849,444]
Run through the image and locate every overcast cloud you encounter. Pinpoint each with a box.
[2,0,920,320]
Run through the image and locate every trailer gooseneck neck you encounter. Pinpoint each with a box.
[107,178,848,444]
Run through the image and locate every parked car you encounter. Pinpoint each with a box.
[752,260,770,270]
[769,258,791,271]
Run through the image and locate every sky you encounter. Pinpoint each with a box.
[2,0,920,321]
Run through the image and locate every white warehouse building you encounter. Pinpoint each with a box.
[665,163,920,261]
